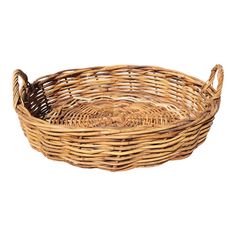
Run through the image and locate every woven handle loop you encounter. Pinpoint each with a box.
[13,69,29,109]
[203,64,224,99]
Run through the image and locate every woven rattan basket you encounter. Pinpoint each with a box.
[13,65,224,171]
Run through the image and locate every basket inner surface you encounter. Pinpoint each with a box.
[24,66,208,128]
[43,96,196,128]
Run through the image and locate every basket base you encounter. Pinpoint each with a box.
[45,97,193,128]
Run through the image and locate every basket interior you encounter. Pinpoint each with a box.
[23,66,209,128]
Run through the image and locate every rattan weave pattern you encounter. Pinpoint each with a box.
[13,65,223,171]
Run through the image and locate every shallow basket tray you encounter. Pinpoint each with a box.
[13,65,224,171]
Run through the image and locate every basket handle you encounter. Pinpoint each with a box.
[13,69,29,109]
[203,64,224,99]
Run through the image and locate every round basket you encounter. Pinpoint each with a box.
[13,65,224,171]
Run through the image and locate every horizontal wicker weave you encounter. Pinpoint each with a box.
[13,65,224,171]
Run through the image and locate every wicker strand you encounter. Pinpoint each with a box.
[13,69,29,109]
[202,64,224,99]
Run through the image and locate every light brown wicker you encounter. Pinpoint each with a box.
[13,65,224,171]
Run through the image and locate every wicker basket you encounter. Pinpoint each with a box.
[13,65,224,171]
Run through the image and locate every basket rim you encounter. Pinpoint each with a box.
[15,64,221,133]
[34,64,205,85]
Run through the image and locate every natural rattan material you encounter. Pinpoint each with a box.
[13,65,224,171]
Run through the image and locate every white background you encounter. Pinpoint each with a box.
[0,0,235,235]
